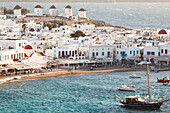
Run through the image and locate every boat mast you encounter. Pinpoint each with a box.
[147,64,151,102]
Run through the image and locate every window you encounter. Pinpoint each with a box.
[117,46,118,48]
[19,43,21,47]
[102,48,104,50]
[11,54,13,59]
[137,51,138,54]
[108,52,110,56]
[161,49,163,53]
[92,52,95,57]
[151,52,155,55]
[108,48,110,50]
[96,52,98,56]
[165,49,168,54]
[130,51,132,54]
[117,51,119,54]
[147,52,150,55]
[102,52,104,56]
[130,44,132,47]
[59,51,61,56]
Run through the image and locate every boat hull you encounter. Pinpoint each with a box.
[118,87,135,92]
[157,78,170,83]
[121,101,163,109]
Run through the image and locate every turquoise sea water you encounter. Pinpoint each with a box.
[0,71,169,113]
[0,2,170,28]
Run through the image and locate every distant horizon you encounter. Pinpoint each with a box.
[1,0,170,3]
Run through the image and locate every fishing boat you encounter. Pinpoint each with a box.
[157,76,170,83]
[129,74,141,78]
[117,85,136,92]
[116,64,169,110]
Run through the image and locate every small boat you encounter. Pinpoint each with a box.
[157,76,170,83]
[154,71,159,73]
[129,74,141,78]
[117,85,136,92]
[116,64,169,110]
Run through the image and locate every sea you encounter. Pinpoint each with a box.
[0,2,170,29]
[0,71,169,113]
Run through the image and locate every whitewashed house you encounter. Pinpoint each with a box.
[113,43,141,62]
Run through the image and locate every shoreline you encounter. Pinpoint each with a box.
[1,67,169,84]
[0,68,146,84]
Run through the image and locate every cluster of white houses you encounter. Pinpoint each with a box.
[0,5,169,72]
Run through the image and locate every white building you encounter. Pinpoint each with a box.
[14,5,22,16]
[143,46,159,58]
[0,39,28,65]
[45,44,82,59]
[78,8,86,18]
[65,5,72,18]
[159,44,170,56]
[34,5,43,16]
[113,43,141,62]
[49,5,57,16]
[79,44,113,61]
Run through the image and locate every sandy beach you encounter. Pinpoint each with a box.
[0,67,163,84]
[12,68,146,81]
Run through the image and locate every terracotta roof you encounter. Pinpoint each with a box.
[50,5,56,9]
[79,8,86,11]
[24,45,33,49]
[14,5,22,9]
[35,5,43,9]
[65,5,72,9]
[158,29,167,34]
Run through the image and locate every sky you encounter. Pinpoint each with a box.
[0,0,170,2]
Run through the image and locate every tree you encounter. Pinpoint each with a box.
[22,24,27,36]
[70,30,85,38]
[44,22,55,30]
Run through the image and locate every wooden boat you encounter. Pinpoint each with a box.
[157,76,170,83]
[116,64,169,110]
[129,74,141,78]
[117,85,136,92]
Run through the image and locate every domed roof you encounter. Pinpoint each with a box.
[158,29,167,34]
[24,45,33,49]
[29,28,35,32]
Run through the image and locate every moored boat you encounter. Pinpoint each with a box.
[129,74,141,78]
[157,76,170,83]
[117,85,136,92]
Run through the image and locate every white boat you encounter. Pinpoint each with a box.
[117,85,136,91]
[129,74,141,78]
